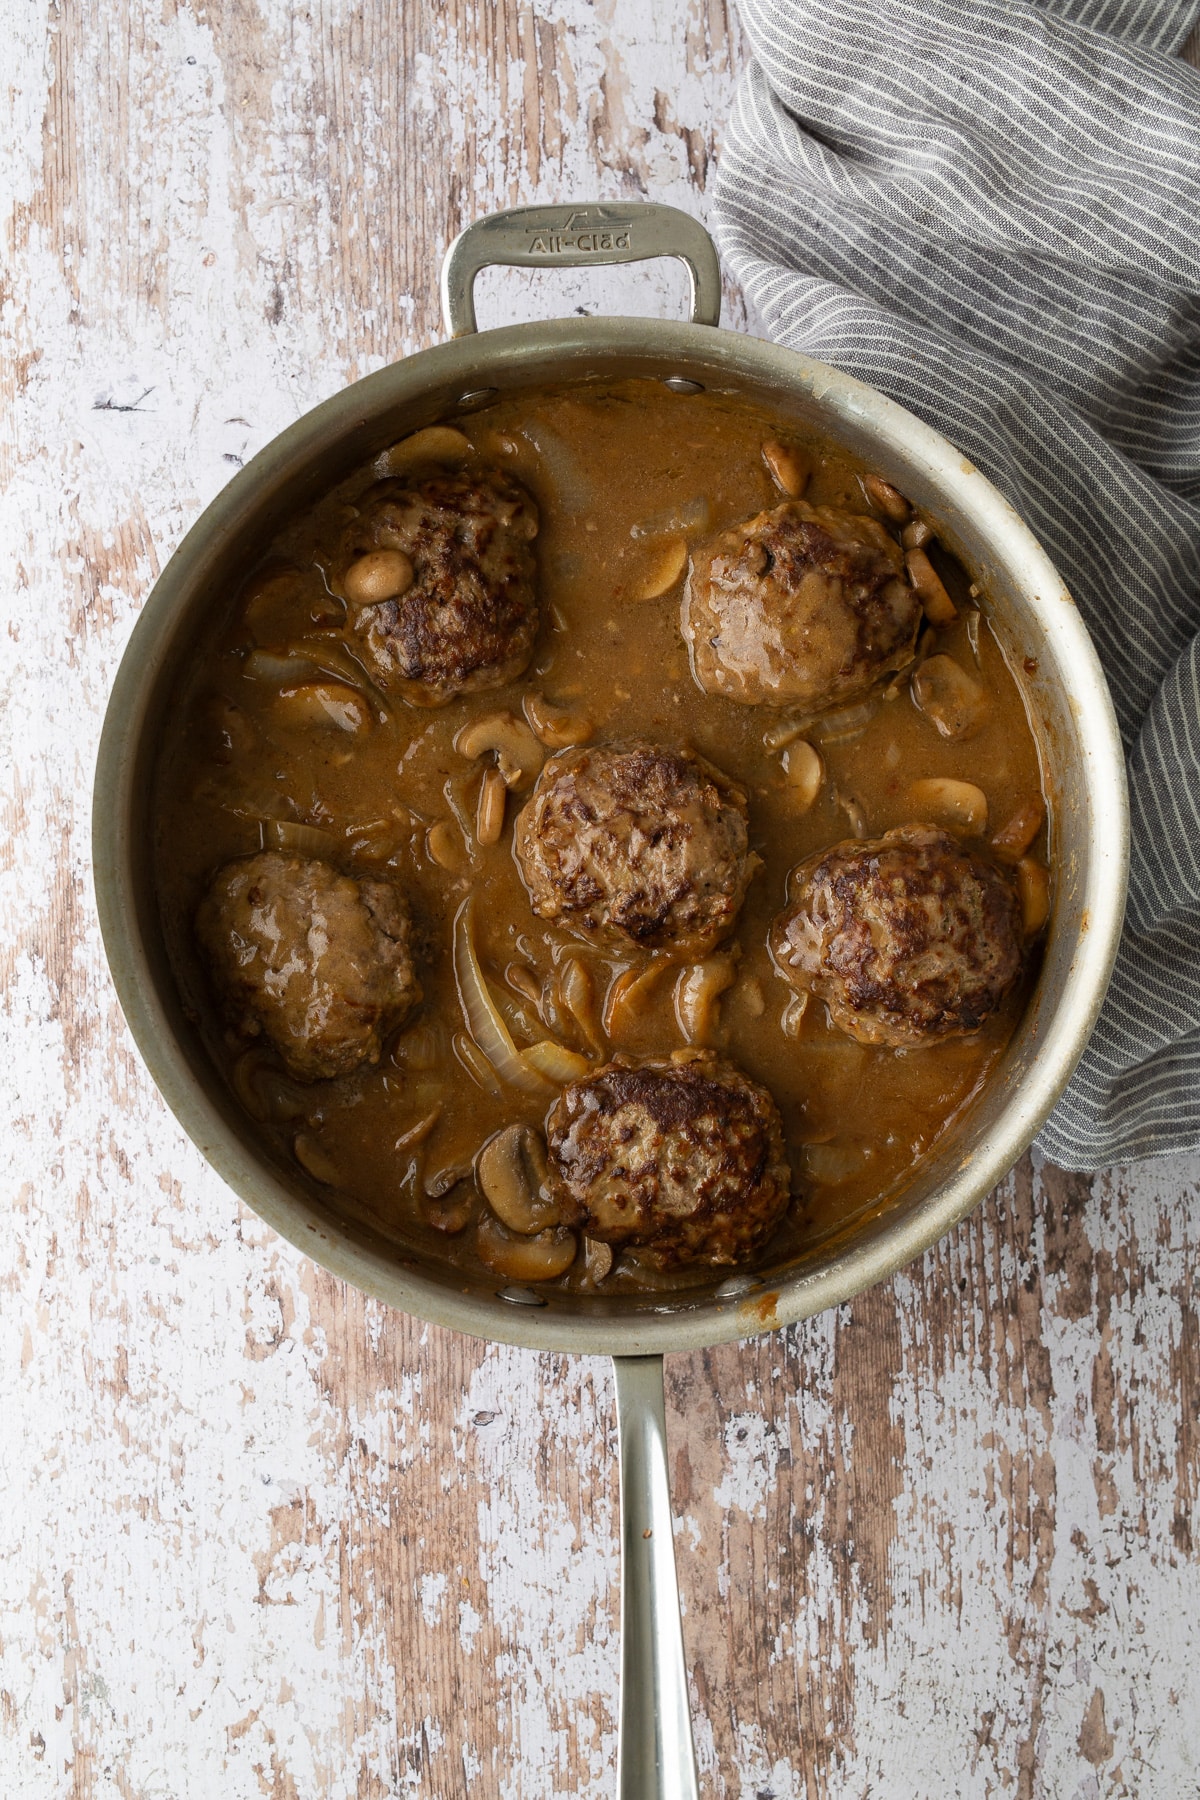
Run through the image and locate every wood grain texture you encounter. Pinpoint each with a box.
[2,2,1198,1794]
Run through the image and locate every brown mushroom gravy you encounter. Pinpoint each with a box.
[153,377,1049,1294]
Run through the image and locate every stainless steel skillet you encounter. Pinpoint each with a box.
[92,203,1128,1797]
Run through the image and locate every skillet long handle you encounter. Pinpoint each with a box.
[612,1354,701,1800]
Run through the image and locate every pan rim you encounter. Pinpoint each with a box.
[91,316,1129,1354]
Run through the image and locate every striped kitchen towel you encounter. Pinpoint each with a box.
[713,0,1200,1169]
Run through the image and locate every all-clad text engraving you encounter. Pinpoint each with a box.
[527,229,632,255]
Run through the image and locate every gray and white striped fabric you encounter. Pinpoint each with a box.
[713,0,1200,1169]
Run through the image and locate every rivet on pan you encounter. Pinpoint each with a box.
[714,1273,764,1300]
[457,387,499,409]
[662,375,704,394]
[497,1284,547,1307]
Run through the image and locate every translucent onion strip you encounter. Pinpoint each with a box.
[260,818,337,858]
[452,896,555,1095]
[520,1040,592,1085]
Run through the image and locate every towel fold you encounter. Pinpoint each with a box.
[713,0,1200,1167]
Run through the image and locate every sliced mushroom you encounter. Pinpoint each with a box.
[912,655,988,740]
[523,693,594,750]
[909,777,989,835]
[426,819,468,873]
[781,739,824,811]
[864,474,911,523]
[424,1185,475,1234]
[902,518,935,550]
[455,711,545,788]
[1017,858,1051,935]
[343,549,414,606]
[475,766,508,846]
[991,796,1045,860]
[293,1134,341,1186]
[373,425,472,477]
[477,1124,561,1234]
[675,957,737,1047]
[762,439,809,497]
[632,537,688,601]
[906,547,957,625]
[475,1213,577,1282]
[275,681,372,734]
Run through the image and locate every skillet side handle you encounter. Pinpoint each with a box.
[613,1353,701,1800]
[440,202,722,337]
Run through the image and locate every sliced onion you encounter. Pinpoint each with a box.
[230,1047,273,1121]
[581,1237,615,1285]
[558,956,604,1052]
[763,712,815,752]
[261,819,337,858]
[813,698,878,745]
[520,1040,592,1085]
[631,494,711,540]
[394,1106,442,1152]
[452,896,553,1095]
[515,419,595,512]
[452,1031,503,1097]
[603,959,670,1038]
[804,1139,868,1185]
[244,648,317,686]
[912,655,987,740]
[285,636,379,697]
[1017,858,1051,935]
[675,957,737,1047]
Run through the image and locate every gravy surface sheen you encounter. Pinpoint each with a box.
[154,378,1048,1294]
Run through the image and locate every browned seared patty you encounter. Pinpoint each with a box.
[546,1054,792,1267]
[513,740,754,956]
[196,852,421,1081]
[682,499,919,710]
[770,825,1023,1048]
[345,465,538,705]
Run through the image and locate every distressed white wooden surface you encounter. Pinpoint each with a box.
[2,4,1199,1795]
